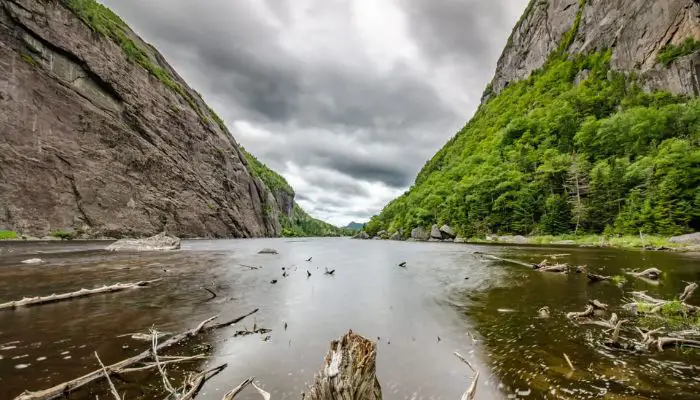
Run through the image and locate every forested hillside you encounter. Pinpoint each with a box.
[366,50,700,238]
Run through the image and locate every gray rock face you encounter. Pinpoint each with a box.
[411,227,430,241]
[439,224,456,239]
[490,0,700,97]
[0,0,290,238]
[669,232,700,244]
[430,225,443,239]
[106,232,180,252]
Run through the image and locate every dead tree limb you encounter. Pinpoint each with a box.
[13,309,259,400]
[566,305,594,320]
[587,273,611,283]
[251,382,271,400]
[626,268,662,284]
[94,352,121,400]
[680,282,698,302]
[589,299,608,310]
[474,253,537,268]
[303,330,381,400]
[177,364,227,400]
[563,353,575,371]
[222,377,254,400]
[0,279,161,311]
[454,352,479,400]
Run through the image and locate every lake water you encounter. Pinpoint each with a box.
[0,238,699,399]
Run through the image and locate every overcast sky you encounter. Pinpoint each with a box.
[101,0,528,226]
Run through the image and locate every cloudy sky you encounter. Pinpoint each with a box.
[101,0,529,226]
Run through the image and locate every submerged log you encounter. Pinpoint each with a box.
[627,268,662,283]
[0,279,161,311]
[474,253,537,268]
[303,330,381,400]
[566,305,594,320]
[13,309,259,400]
[587,273,611,283]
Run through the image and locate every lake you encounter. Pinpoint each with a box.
[1,238,699,399]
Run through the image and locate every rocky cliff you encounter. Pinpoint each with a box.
[0,0,295,238]
[489,0,700,98]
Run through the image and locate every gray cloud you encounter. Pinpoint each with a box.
[101,0,528,225]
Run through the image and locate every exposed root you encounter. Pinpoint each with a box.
[0,279,161,311]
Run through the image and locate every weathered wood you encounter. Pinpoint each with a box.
[680,282,698,302]
[587,273,611,282]
[222,377,254,400]
[474,253,537,268]
[627,268,662,284]
[177,364,227,400]
[454,352,479,400]
[566,305,594,320]
[0,279,161,311]
[13,309,258,400]
[589,299,608,310]
[303,330,381,400]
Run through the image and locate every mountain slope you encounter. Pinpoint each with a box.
[367,0,700,238]
[0,0,333,238]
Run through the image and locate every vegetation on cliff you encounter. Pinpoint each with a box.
[366,49,700,238]
[280,204,351,237]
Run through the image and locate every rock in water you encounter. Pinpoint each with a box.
[411,227,430,241]
[258,248,279,254]
[0,0,291,239]
[389,231,402,241]
[439,224,456,239]
[106,232,180,252]
[354,231,370,239]
[669,232,700,245]
[430,224,443,240]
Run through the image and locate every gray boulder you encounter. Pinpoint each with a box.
[439,224,456,239]
[377,230,389,239]
[669,232,700,245]
[106,232,181,252]
[411,227,430,241]
[389,231,402,241]
[354,231,370,239]
[454,237,467,243]
[430,225,442,239]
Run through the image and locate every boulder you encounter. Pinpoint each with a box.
[669,232,700,245]
[377,230,389,239]
[411,227,430,241]
[354,231,370,239]
[106,232,181,252]
[258,248,279,254]
[430,225,442,239]
[389,231,402,241]
[454,237,467,243]
[439,224,456,238]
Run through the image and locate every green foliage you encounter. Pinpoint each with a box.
[611,275,626,285]
[0,230,18,240]
[280,204,350,237]
[368,50,700,237]
[51,230,75,240]
[240,147,294,195]
[657,37,700,67]
[20,53,39,67]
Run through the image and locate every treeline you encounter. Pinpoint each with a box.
[280,204,352,237]
[366,51,700,238]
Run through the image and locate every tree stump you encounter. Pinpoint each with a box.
[304,330,381,400]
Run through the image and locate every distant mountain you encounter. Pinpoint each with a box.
[344,222,365,231]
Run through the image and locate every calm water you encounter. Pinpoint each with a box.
[0,238,699,399]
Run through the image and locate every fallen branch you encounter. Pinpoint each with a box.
[177,364,227,400]
[587,273,611,283]
[454,352,479,400]
[626,268,662,284]
[14,309,259,400]
[0,279,161,311]
[222,377,254,400]
[240,264,260,270]
[680,282,698,302]
[474,253,537,268]
[563,353,575,371]
[119,355,206,373]
[251,382,271,400]
[566,305,594,320]
[589,299,608,310]
[94,352,121,400]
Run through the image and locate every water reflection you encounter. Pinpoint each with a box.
[0,239,698,399]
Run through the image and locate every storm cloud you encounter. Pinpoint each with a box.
[101,0,529,225]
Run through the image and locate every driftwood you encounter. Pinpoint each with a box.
[563,353,575,371]
[566,305,594,320]
[303,330,381,400]
[454,352,479,400]
[680,282,698,302]
[589,299,608,310]
[0,279,161,311]
[475,253,536,268]
[222,377,254,400]
[14,309,259,400]
[587,273,611,283]
[626,268,662,284]
[176,364,227,400]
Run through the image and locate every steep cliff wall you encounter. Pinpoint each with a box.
[0,0,294,238]
[490,0,700,97]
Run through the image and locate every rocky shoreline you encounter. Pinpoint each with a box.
[353,228,700,252]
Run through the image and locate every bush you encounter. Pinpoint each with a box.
[51,230,75,240]
[657,37,700,66]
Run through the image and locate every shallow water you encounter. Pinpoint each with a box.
[0,238,698,399]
